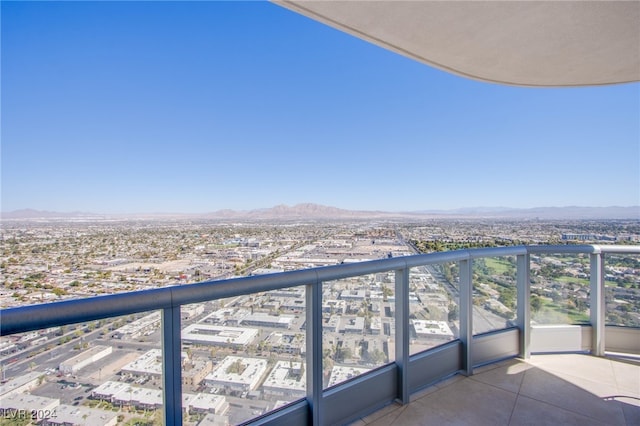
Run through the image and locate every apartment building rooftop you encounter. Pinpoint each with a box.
[205,356,268,392]
[182,324,259,348]
[42,404,118,426]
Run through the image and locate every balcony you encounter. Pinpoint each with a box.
[1,244,639,425]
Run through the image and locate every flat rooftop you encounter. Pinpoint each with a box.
[206,356,268,390]
[328,366,371,388]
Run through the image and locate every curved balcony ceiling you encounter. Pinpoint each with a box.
[275,0,640,87]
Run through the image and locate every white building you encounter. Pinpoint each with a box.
[112,312,161,340]
[121,349,187,379]
[370,317,382,335]
[123,386,163,409]
[323,315,340,332]
[0,393,59,420]
[205,356,268,393]
[280,298,305,312]
[262,361,306,398]
[93,381,228,415]
[183,393,228,415]
[411,320,454,340]
[0,371,43,398]
[240,312,294,329]
[200,308,249,325]
[92,380,131,402]
[182,324,258,349]
[327,366,371,388]
[59,345,112,374]
[322,299,347,314]
[41,404,118,426]
[269,288,305,299]
[0,340,17,354]
[342,317,365,334]
[93,381,162,409]
[340,290,367,300]
[264,332,304,355]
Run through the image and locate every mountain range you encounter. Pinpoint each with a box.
[2,204,638,221]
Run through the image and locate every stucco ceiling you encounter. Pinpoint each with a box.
[275,0,640,87]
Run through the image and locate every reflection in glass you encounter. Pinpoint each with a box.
[530,254,590,325]
[604,254,640,327]
[472,256,517,334]
[409,263,459,355]
[181,288,307,425]
[323,273,393,389]
[0,312,164,425]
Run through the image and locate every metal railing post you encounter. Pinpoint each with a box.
[590,252,605,356]
[395,268,410,404]
[517,254,531,359]
[306,281,323,425]
[162,306,183,426]
[459,258,473,375]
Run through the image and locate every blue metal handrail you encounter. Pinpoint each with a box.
[5,244,629,335]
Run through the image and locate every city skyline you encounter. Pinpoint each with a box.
[2,1,639,214]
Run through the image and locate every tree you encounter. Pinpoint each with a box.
[52,287,68,297]
[368,349,386,364]
[381,284,393,302]
[448,304,459,322]
[226,359,246,375]
[335,346,352,362]
[531,295,543,313]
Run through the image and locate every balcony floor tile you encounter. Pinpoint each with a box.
[518,367,626,424]
[360,402,403,424]
[469,358,532,394]
[509,394,610,426]
[348,354,639,426]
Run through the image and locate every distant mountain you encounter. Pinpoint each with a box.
[205,203,383,220]
[2,204,639,221]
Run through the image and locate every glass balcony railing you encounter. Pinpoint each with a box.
[530,253,591,325]
[604,254,640,327]
[472,255,517,334]
[408,262,459,356]
[1,245,638,425]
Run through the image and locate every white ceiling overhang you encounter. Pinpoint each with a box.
[274,0,640,87]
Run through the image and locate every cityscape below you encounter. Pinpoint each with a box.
[0,213,638,425]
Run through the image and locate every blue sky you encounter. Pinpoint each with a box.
[2,1,639,214]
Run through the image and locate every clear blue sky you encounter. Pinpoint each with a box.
[2,1,639,214]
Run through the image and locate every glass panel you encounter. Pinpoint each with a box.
[604,254,640,327]
[0,312,162,425]
[530,254,590,325]
[323,273,392,389]
[409,263,459,355]
[472,256,517,334]
[181,287,306,425]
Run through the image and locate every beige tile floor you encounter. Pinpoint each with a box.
[347,354,640,426]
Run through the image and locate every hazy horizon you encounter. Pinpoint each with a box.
[2,203,639,222]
